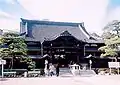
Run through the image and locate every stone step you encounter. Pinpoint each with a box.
[59,68,96,77]
[59,68,72,76]
[60,68,71,72]
[79,70,96,76]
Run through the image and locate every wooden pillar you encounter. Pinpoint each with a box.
[118,68,119,75]
[2,64,4,78]
[110,68,112,75]
[40,42,43,57]
[84,45,85,56]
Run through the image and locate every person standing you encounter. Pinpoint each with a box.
[44,60,49,76]
[49,63,55,76]
[56,63,60,77]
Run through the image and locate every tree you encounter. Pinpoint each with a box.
[0,32,34,69]
[99,20,120,60]
[104,20,120,35]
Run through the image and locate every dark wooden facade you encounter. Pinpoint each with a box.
[20,18,105,68]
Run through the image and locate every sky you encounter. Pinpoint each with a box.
[0,0,120,35]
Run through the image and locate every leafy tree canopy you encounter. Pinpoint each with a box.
[0,32,27,58]
[0,32,35,69]
[99,20,120,58]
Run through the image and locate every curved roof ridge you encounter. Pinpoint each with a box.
[49,30,84,42]
[21,18,82,27]
[47,30,72,41]
[78,24,90,39]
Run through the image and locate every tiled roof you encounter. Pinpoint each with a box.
[20,18,104,43]
[85,39,104,44]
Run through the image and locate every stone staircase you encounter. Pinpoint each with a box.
[59,68,96,77]
[59,68,73,77]
[79,70,96,76]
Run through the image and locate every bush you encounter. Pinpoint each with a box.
[98,68,119,74]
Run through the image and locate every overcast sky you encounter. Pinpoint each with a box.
[0,0,120,35]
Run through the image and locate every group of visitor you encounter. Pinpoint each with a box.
[44,61,60,77]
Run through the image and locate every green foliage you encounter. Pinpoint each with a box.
[98,68,118,74]
[28,61,36,70]
[99,20,120,58]
[0,48,11,58]
[20,57,36,70]
[0,32,27,57]
[0,32,34,69]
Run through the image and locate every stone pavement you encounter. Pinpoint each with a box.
[1,75,120,85]
[1,68,120,85]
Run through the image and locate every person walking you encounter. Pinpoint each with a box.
[56,63,60,77]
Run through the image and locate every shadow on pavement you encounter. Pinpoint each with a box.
[79,75,95,77]
[60,75,73,78]
[0,78,9,81]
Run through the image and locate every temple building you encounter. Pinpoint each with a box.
[20,18,106,68]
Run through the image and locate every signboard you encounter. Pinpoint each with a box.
[108,62,120,68]
[0,60,6,65]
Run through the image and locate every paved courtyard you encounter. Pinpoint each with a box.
[1,75,120,85]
